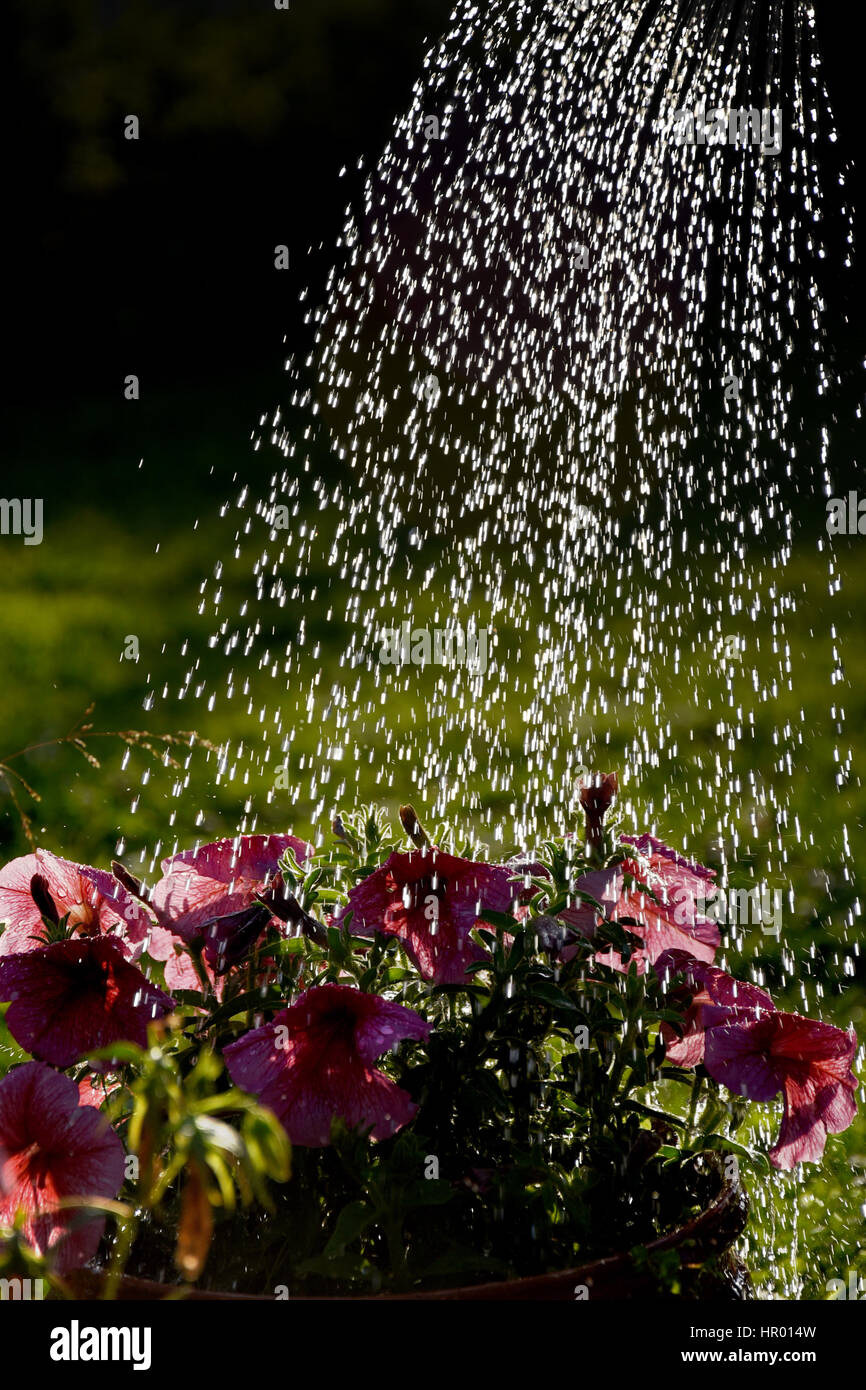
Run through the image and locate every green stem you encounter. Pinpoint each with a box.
[385,1211,407,1287]
[103,1212,139,1301]
[608,1020,634,1097]
[687,1074,703,1130]
[189,942,212,999]
[607,985,643,1098]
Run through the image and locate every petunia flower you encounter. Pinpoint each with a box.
[337,848,524,984]
[654,949,858,1168]
[654,948,776,1067]
[0,1062,125,1272]
[0,850,169,961]
[558,865,625,956]
[703,1011,858,1169]
[77,1074,121,1111]
[223,983,430,1147]
[0,937,174,1068]
[558,836,719,975]
[150,835,313,969]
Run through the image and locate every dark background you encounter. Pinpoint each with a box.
[7,0,456,516]
[5,0,862,517]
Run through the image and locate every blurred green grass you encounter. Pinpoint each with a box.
[0,410,863,1298]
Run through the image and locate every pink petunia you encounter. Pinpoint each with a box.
[161,946,213,994]
[0,937,174,1068]
[0,850,170,961]
[338,848,522,985]
[77,1074,121,1110]
[704,1011,858,1169]
[654,950,859,1168]
[559,836,720,975]
[558,865,625,955]
[0,1062,125,1272]
[150,835,313,958]
[224,983,430,1147]
[655,948,776,1067]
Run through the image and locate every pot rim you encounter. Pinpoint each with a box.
[68,1172,748,1301]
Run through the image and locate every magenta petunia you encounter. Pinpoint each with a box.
[559,836,720,975]
[0,850,168,961]
[0,937,174,1068]
[703,1011,858,1169]
[655,948,776,1067]
[150,835,313,958]
[0,1062,125,1272]
[224,983,430,1147]
[338,848,522,984]
[161,946,213,994]
[558,865,625,955]
[77,1074,121,1111]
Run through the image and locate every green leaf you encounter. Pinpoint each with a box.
[684,1132,770,1174]
[326,924,346,956]
[276,936,307,956]
[658,1144,681,1161]
[527,982,580,1012]
[169,988,211,1009]
[0,1005,29,1077]
[470,927,496,949]
[659,1065,700,1085]
[418,1248,509,1280]
[295,1253,366,1280]
[201,990,282,1033]
[402,1179,454,1209]
[309,887,346,904]
[384,966,413,983]
[479,910,519,930]
[622,1098,687,1130]
[86,1040,145,1066]
[505,930,527,971]
[325,1200,376,1256]
[241,1113,291,1183]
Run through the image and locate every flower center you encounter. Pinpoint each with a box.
[67,901,99,935]
[18,1140,54,1190]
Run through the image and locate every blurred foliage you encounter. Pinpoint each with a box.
[15,0,452,192]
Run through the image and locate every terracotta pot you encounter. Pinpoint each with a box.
[68,1174,749,1301]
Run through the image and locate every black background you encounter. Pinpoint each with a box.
[5,1,863,504]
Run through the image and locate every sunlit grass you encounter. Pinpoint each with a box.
[0,494,863,1298]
